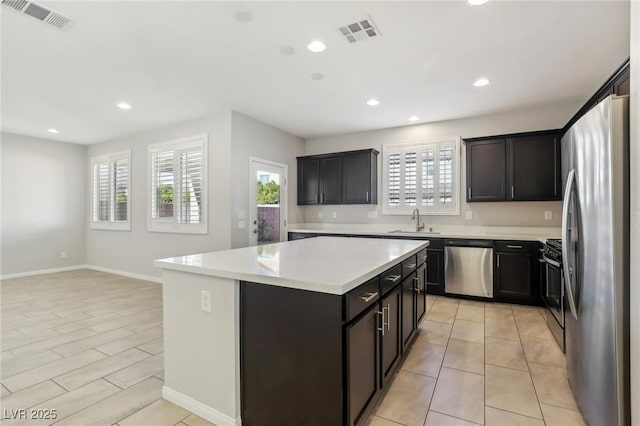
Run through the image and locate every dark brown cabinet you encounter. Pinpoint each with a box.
[346,306,379,426]
[416,264,426,323]
[320,156,342,204]
[380,285,401,386]
[494,241,541,305]
[342,151,378,204]
[297,158,320,205]
[509,132,560,201]
[297,149,378,205]
[401,272,417,352]
[425,239,445,295]
[465,131,561,202]
[466,139,506,201]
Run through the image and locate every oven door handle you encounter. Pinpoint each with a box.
[542,255,561,268]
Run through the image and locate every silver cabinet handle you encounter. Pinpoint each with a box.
[468,187,472,199]
[507,245,523,249]
[413,277,421,294]
[315,193,319,203]
[366,191,369,202]
[360,291,378,303]
[385,304,391,330]
[512,185,515,199]
[497,254,500,268]
[538,258,546,263]
[377,310,385,336]
[320,193,324,203]
[384,274,401,283]
[406,263,416,268]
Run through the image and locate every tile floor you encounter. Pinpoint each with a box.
[1,270,585,426]
[1,269,213,426]
[366,295,586,426]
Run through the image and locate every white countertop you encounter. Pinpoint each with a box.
[154,237,428,295]
[287,223,561,243]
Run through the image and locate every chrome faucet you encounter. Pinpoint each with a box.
[411,208,425,232]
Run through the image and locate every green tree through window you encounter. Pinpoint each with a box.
[257,181,280,204]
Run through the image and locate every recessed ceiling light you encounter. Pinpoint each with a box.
[468,0,490,5]
[473,78,491,87]
[408,116,420,122]
[307,40,326,53]
[366,98,380,106]
[311,73,325,81]
[234,10,253,23]
[47,128,59,134]
[117,102,132,110]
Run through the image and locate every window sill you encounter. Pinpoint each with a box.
[90,222,131,231]
[147,224,208,235]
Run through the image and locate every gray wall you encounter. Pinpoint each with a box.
[303,102,579,227]
[230,112,305,248]
[1,132,86,275]
[629,3,639,424]
[85,112,232,278]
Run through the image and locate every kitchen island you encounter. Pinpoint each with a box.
[154,236,428,426]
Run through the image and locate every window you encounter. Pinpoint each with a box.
[148,134,208,234]
[90,151,131,230]
[382,138,460,215]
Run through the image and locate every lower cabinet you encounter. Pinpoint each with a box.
[416,264,426,323]
[346,306,380,426]
[494,241,541,305]
[241,252,427,426]
[380,285,402,386]
[401,272,417,352]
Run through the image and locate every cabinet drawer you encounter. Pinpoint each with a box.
[381,264,402,295]
[402,255,418,278]
[494,241,536,254]
[416,249,427,265]
[346,277,380,322]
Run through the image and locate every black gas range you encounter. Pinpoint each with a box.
[541,238,565,351]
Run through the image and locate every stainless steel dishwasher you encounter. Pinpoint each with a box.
[444,239,493,298]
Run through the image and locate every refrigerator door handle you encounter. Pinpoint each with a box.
[562,169,579,320]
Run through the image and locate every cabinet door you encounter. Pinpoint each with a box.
[297,158,319,205]
[320,156,342,204]
[495,252,534,302]
[346,306,379,426]
[508,134,560,201]
[401,273,416,352]
[426,249,444,295]
[416,264,426,323]
[342,151,376,204]
[466,139,506,201]
[380,286,401,386]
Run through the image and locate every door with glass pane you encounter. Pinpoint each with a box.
[249,158,287,246]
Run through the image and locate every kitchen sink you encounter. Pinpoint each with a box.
[388,229,441,235]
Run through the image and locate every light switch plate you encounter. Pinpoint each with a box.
[545,211,553,221]
[318,211,323,219]
[332,212,337,218]
[238,220,245,229]
[367,211,378,219]
[465,211,473,220]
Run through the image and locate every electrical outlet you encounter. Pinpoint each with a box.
[332,211,337,219]
[238,220,245,229]
[59,251,67,259]
[318,211,323,219]
[545,211,553,221]
[367,211,378,219]
[201,290,212,313]
[465,211,473,220]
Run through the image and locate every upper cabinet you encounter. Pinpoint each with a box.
[465,130,561,202]
[297,149,379,205]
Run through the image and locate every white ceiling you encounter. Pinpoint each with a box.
[0,1,630,144]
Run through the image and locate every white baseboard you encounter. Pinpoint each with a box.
[0,265,88,280]
[1,264,162,284]
[162,386,241,426]
[85,265,161,284]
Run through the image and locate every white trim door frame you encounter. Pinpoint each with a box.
[249,157,288,246]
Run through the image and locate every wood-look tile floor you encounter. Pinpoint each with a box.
[2,270,585,426]
[365,296,586,426]
[1,269,215,426]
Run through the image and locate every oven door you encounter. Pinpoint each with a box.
[542,255,564,327]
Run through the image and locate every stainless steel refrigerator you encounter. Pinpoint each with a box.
[561,95,630,426]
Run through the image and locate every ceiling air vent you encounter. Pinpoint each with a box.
[338,16,380,44]
[1,0,72,30]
